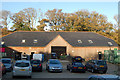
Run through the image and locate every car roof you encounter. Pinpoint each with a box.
[92,60,106,61]
[1,58,11,60]
[15,60,30,63]
[31,59,40,61]
[49,59,59,61]
[89,74,119,78]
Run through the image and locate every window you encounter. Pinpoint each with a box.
[22,40,25,43]
[88,40,93,43]
[34,39,37,43]
[1,41,4,45]
[78,40,82,43]
[108,42,113,46]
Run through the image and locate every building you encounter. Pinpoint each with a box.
[1,31,118,60]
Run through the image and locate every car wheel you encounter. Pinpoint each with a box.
[40,69,42,72]
[48,67,50,72]
[12,76,15,78]
[91,69,95,73]
[67,66,69,70]
[70,69,73,72]
[46,66,48,70]
[83,71,86,73]
[103,71,107,74]
[28,76,32,78]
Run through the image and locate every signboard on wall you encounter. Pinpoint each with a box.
[0,48,5,52]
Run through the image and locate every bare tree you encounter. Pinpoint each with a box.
[0,10,11,28]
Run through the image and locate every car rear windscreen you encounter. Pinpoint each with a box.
[74,62,83,65]
[15,62,29,67]
[2,60,11,64]
[31,60,40,64]
[50,60,60,64]
[97,61,106,65]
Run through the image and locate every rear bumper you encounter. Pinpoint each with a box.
[6,67,12,71]
[12,71,32,76]
[32,67,42,71]
[72,69,86,72]
[94,68,107,72]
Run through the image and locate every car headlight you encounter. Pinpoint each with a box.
[49,67,54,69]
[6,65,11,68]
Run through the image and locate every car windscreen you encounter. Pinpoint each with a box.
[2,60,11,64]
[31,60,41,64]
[15,62,29,67]
[73,62,83,65]
[49,60,60,64]
[97,61,106,65]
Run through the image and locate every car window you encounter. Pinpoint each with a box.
[89,77,97,80]
[31,60,40,64]
[2,60,11,64]
[97,61,106,65]
[15,62,29,67]
[49,60,60,64]
[73,62,83,65]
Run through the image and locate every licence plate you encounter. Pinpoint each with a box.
[78,58,80,60]
[20,69,25,71]
[100,65,104,67]
[33,65,37,67]
[78,67,82,69]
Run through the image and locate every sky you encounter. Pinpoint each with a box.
[1,2,119,28]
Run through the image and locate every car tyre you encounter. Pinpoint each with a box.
[91,69,95,73]
[28,76,32,78]
[103,70,107,74]
[12,76,15,79]
[46,66,48,70]
[40,69,42,72]
[67,66,69,70]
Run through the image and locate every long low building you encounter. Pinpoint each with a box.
[1,31,118,60]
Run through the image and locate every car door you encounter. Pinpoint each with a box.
[90,60,95,70]
[46,60,50,69]
[86,60,91,70]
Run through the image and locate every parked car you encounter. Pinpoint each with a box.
[67,62,86,72]
[46,59,63,72]
[88,74,119,80]
[12,60,32,78]
[85,60,107,74]
[72,56,85,62]
[1,58,13,72]
[31,59,42,72]
[0,62,6,75]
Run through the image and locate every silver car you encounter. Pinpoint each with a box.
[12,60,32,78]
[46,59,63,72]
[88,74,119,80]
[1,58,13,72]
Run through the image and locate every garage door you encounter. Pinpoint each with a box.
[51,46,66,59]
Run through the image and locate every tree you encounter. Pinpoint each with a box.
[10,8,37,31]
[22,8,37,30]
[0,10,11,28]
[37,24,46,31]
[45,9,64,31]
